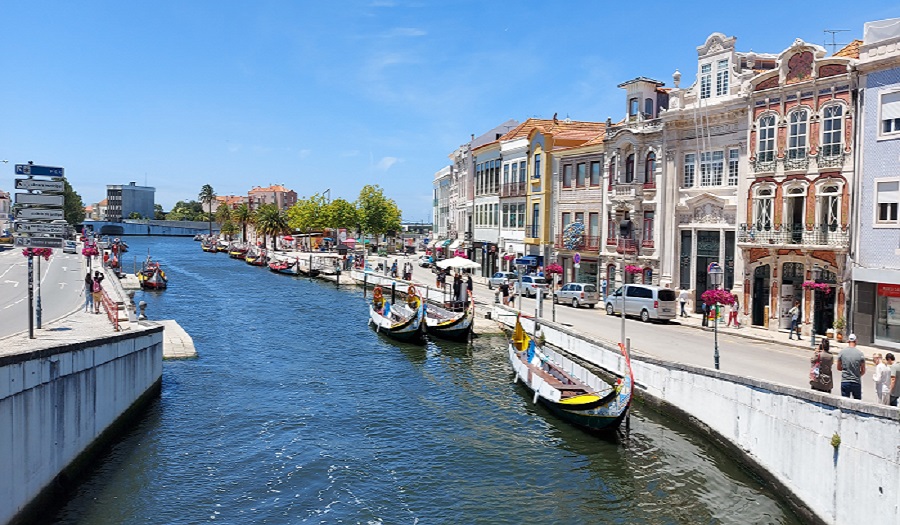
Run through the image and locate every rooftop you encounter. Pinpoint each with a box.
[834,39,862,59]
[249,185,294,194]
[617,77,665,88]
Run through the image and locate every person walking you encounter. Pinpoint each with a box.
[810,338,834,393]
[886,353,899,407]
[788,300,802,340]
[83,272,94,313]
[678,289,689,318]
[837,334,866,400]
[499,281,510,305]
[727,292,740,328]
[91,275,104,314]
[701,301,709,327]
[873,353,890,404]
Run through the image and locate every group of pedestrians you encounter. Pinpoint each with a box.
[82,271,105,314]
[809,334,900,406]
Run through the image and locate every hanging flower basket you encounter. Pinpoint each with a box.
[82,245,99,257]
[701,288,736,306]
[503,254,515,261]
[22,248,53,261]
[802,281,831,294]
[545,263,563,275]
[624,265,642,275]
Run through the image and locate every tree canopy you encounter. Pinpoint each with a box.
[356,184,401,240]
[287,193,328,233]
[62,179,86,225]
[322,198,359,233]
[199,184,216,234]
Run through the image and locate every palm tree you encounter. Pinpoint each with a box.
[254,204,290,251]
[199,184,216,236]
[234,203,252,243]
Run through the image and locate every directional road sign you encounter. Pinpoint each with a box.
[15,164,64,177]
[15,222,67,235]
[15,178,65,192]
[15,193,65,206]
[15,208,65,220]
[14,237,64,248]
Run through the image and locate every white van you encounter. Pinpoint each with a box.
[604,284,678,322]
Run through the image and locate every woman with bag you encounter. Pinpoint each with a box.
[810,338,834,393]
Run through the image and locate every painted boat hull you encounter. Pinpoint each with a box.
[369,301,425,344]
[425,308,474,342]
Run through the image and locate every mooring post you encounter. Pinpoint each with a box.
[363,272,368,297]
[391,282,396,304]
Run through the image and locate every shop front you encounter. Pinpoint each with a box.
[559,255,599,286]
[472,242,498,278]
[875,283,900,348]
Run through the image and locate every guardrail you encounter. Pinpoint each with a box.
[100,289,120,331]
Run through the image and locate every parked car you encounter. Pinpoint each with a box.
[418,255,433,267]
[554,282,599,308]
[63,240,77,254]
[488,271,517,289]
[514,275,550,298]
[604,284,678,322]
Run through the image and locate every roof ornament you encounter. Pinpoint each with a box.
[673,69,681,88]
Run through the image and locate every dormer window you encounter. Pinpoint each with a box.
[716,59,729,96]
[700,63,712,99]
[629,97,639,116]
[644,98,654,118]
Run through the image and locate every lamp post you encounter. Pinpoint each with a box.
[708,262,724,370]
[810,264,822,350]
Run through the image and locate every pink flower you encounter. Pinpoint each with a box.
[545,263,563,275]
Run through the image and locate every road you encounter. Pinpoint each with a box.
[380,253,881,405]
[0,248,86,339]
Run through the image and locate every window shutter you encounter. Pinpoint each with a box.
[883,92,900,120]
[877,181,900,203]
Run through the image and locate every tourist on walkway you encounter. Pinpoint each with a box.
[391,260,398,278]
[788,300,802,340]
[499,282,510,305]
[678,289,689,318]
[887,353,899,407]
[872,353,890,404]
[727,292,740,328]
[91,275,103,314]
[810,338,834,393]
[701,302,709,327]
[837,334,865,400]
[83,272,94,313]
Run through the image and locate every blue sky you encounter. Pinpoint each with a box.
[1,1,895,222]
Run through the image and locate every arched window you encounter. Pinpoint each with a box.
[607,264,617,285]
[625,154,635,183]
[608,156,616,189]
[758,115,776,163]
[629,98,639,116]
[822,105,843,158]
[645,152,656,185]
[788,109,809,160]
[753,187,774,230]
[785,186,806,243]
[817,184,841,231]
[643,267,653,285]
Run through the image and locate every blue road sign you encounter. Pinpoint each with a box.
[15,164,64,177]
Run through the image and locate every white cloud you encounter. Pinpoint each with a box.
[377,156,399,171]
[383,27,426,38]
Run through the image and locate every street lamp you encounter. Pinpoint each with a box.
[810,264,823,350]
[708,262,724,370]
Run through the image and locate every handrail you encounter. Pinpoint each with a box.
[100,289,120,331]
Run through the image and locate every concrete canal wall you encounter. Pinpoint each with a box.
[82,219,215,236]
[494,307,900,525]
[0,326,164,525]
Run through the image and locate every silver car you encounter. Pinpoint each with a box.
[63,240,77,254]
[514,275,550,298]
[554,283,599,308]
[488,271,517,289]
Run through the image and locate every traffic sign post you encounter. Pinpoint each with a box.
[15,164,64,177]
[15,193,65,206]
[15,222,66,235]
[15,208,65,220]
[15,178,64,192]
[14,237,65,248]
[27,257,34,339]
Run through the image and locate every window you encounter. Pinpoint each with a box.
[502,204,509,228]
[511,162,519,183]
[629,97,639,116]
[788,110,809,159]
[758,115,776,162]
[576,163,586,187]
[519,161,527,181]
[876,180,900,224]
[683,153,696,187]
[562,164,573,188]
[700,152,712,186]
[562,212,571,230]
[727,148,739,186]
[716,59,729,96]
[608,156,617,188]
[625,154,635,183]
[575,212,584,225]
[645,152,656,184]
[589,212,599,237]
[607,212,616,241]
[590,161,601,186]
[518,203,526,228]
[818,185,840,229]
[711,150,724,185]
[503,163,510,185]
[644,98,654,118]
[531,203,540,237]
[643,211,654,242]
[754,188,774,230]
[534,153,541,179]
[882,92,900,136]
[822,105,843,157]
[700,63,712,99]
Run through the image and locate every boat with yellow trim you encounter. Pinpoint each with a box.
[424,290,474,342]
[369,285,426,344]
[508,316,632,432]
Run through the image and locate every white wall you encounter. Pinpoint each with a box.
[494,307,899,525]
[0,327,164,525]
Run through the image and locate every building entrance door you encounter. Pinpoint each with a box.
[781,262,805,330]
[813,270,837,336]
[752,265,770,326]
[694,230,720,313]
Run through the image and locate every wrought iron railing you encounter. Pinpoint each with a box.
[816,150,845,169]
[641,239,655,248]
[616,239,638,254]
[554,234,601,251]
[501,181,527,197]
[737,223,849,247]
[752,154,777,173]
[525,224,540,239]
[783,155,809,171]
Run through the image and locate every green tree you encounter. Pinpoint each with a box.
[287,193,327,250]
[128,211,143,219]
[356,185,401,248]
[198,184,216,235]
[254,204,290,250]
[234,203,252,242]
[215,203,232,225]
[154,204,166,220]
[220,220,239,240]
[322,198,359,240]
[62,179,86,226]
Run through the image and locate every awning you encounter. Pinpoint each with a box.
[442,239,453,247]
[448,239,461,249]
[429,239,442,248]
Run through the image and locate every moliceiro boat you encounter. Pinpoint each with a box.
[137,257,168,290]
[508,316,633,432]
[268,257,297,275]
[369,285,425,344]
[245,247,268,266]
[425,291,475,342]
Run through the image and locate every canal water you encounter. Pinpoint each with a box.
[47,237,801,524]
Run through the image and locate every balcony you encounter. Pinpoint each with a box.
[642,180,657,191]
[817,150,846,169]
[616,239,638,254]
[610,183,642,201]
[737,223,849,248]
[525,224,540,239]
[641,239,655,249]
[783,154,809,172]
[554,234,601,251]
[752,155,777,174]
[501,181,527,198]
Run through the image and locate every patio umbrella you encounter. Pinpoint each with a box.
[436,256,480,270]
[283,235,294,242]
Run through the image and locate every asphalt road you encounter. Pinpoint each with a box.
[0,248,86,339]
[384,254,881,405]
